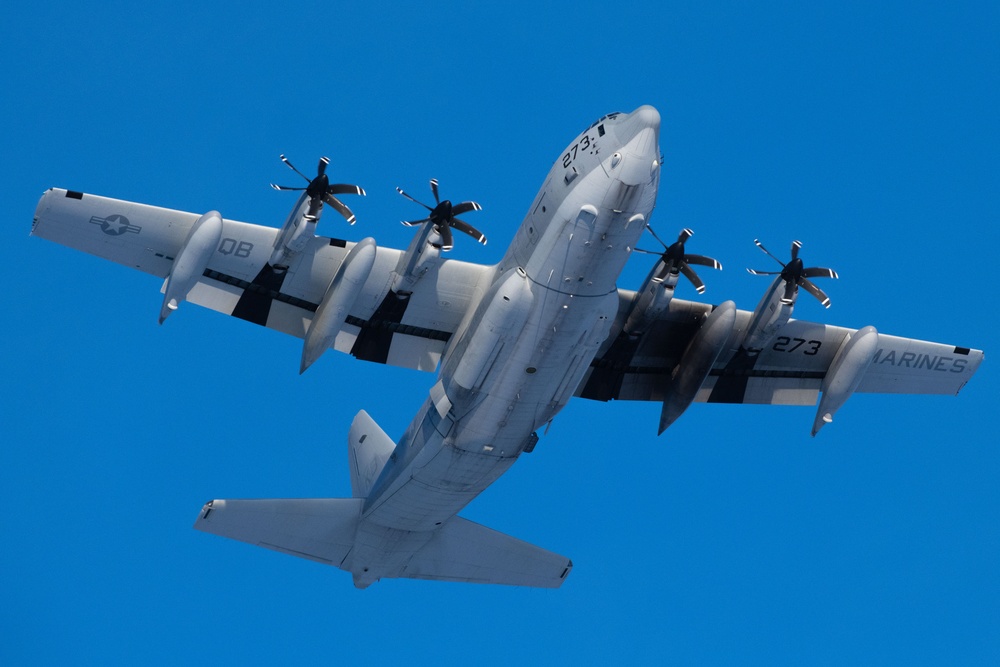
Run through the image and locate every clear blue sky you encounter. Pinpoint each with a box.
[4,2,997,664]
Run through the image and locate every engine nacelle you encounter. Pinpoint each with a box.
[300,238,378,373]
[390,222,443,295]
[622,266,676,337]
[270,194,317,269]
[159,210,224,324]
[811,325,879,436]
[741,276,795,354]
[658,300,737,433]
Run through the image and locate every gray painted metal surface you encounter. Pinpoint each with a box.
[31,105,984,588]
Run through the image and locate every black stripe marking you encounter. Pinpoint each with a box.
[579,331,642,401]
[954,346,971,355]
[66,190,84,199]
[329,238,347,248]
[201,269,452,345]
[707,349,761,403]
[350,290,412,364]
[230,264,288,326]
[584,359,825,381]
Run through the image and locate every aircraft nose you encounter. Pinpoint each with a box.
[614,105,660,147]
[613,105,661,185]
[631,105,661,129]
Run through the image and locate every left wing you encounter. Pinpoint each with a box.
[577,291,984,432]
[32,188,491,371]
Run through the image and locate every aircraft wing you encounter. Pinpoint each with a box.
[32,188,492,371]
[577,292,983,424]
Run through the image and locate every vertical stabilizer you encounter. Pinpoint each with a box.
[348,410,396,498]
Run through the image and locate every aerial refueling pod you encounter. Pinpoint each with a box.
[659,300,737,434]
[159,210,224,324]
[300,238,377,373]
[448,268,534,392]
[811,325,879,436]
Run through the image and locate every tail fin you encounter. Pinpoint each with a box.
[347,410,395,498]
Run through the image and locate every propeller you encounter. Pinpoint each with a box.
[396,178,486,251]
[748,239,838,307]
[634,227,722,294]
[271,155,366,224]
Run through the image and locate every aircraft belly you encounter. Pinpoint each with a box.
[364,445,517,531]
[360,289,618,533]
[354,141,656,546]
[345,521,436,587]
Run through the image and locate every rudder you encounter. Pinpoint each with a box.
[348,410,396,498]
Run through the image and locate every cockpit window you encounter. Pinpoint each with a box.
[588,112,622,130]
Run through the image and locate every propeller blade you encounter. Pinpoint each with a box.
[437,223,454,251]
[678,228,694,243]
[645,224,670,250]
[271,184,306,191]
[451,201,483,216]
[396,187,433,211]
[323,195,357,225]
[751,238,836,306]
[400,179,485,250]
[633,247,663,256]
[279,154,311,183]
[328,183,366,196]
[684,254,722,270]
[450,218,487,245]
[400,217,431,227]
[680,263,706,294]
[754,239,787,268]
[317,156,330,177]
[799,278,832,308]
[802,266,839,279]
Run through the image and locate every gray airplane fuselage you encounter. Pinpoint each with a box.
[347,106,662,585]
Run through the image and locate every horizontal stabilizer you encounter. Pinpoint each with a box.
[193,498,362,566]
[403,516,573,588]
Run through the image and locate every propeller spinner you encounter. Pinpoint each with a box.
[396,179,486,251]
[271,155,366,224]
[635,226,722,294]
[748,239,838,307]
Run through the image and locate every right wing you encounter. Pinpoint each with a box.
[577,291,983,432]
[32,188,493,371]
[580,294,982,405]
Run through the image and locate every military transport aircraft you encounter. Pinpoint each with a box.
[31,105,983,588]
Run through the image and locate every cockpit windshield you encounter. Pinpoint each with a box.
[588,112,622,130]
